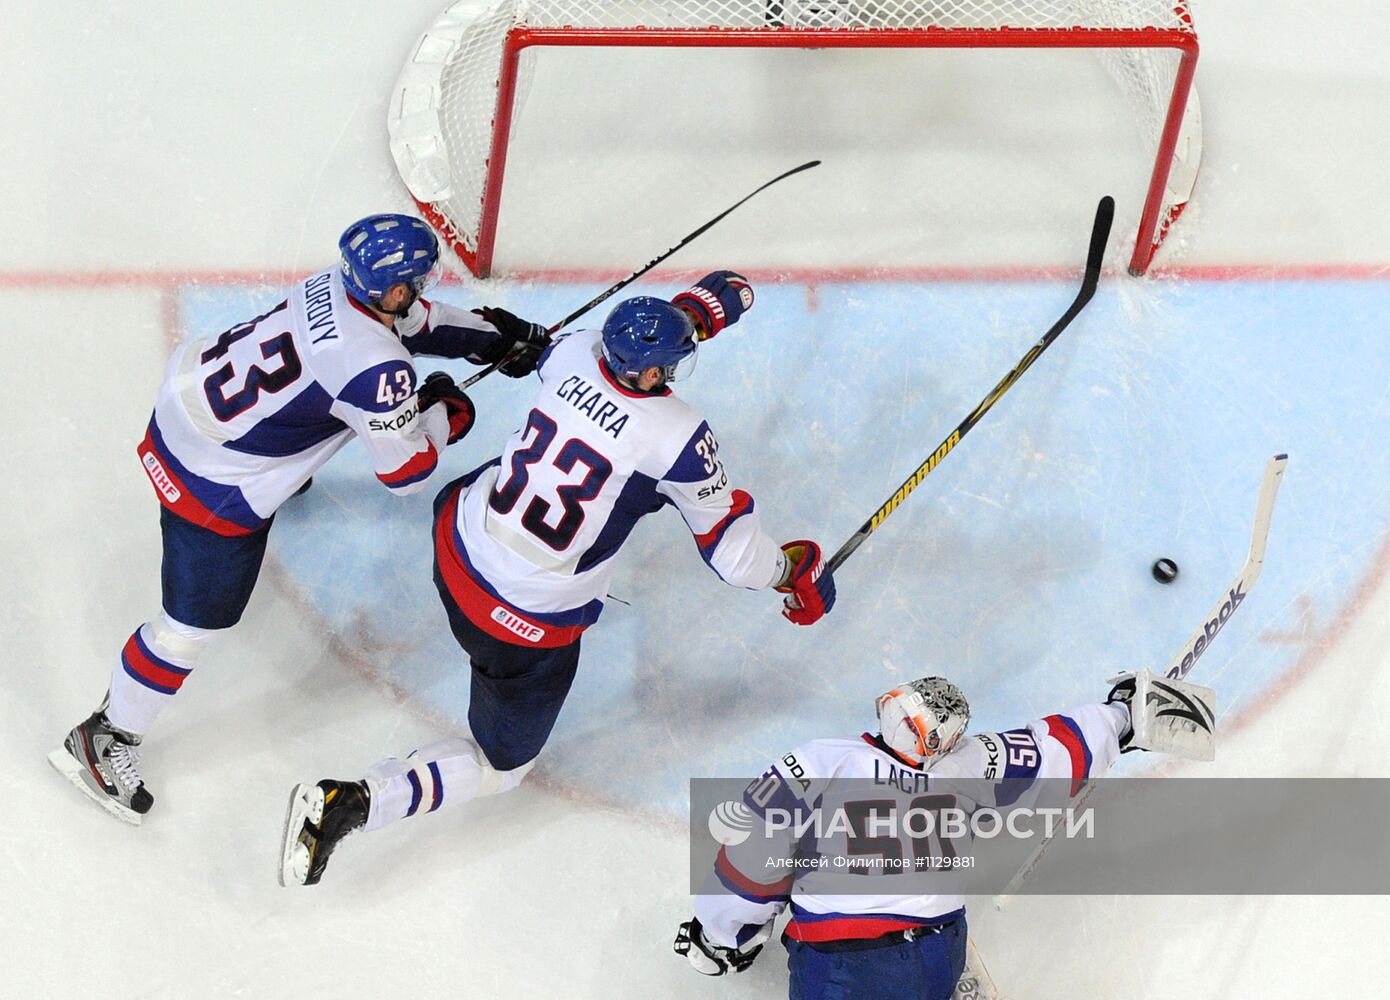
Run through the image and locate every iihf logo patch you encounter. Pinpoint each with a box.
[708,800,755,847]
[141,452,181,503]
[490,605,544,643]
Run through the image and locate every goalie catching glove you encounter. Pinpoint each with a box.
[472,306,552,377]
[673,917,771,976]
[672,270,754,341]
[776,540,836,626]
[417,372,475,445]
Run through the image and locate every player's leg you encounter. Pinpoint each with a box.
[49,507,271,823]
[279,630,578,887]
[785,937,836,1000]
[104,614,214,739]
[785,915,967,1000]
[923,915,969,1000]
[280,478,583,885]
[277,734,532,888]
[357,612,580,831]
[362,734,536,832]
[462,625,582,772]
[108,507,270,731]
[279,569,582,887]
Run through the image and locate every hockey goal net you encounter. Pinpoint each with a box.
[389,1,1200,277]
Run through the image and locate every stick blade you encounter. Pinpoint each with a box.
[1161,452,1289,680]
[1083,196,1116,288]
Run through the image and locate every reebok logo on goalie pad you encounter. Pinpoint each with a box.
[141,453,181,503]
[491,606,544,643]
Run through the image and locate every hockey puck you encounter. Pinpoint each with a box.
[1152,558,1179,584]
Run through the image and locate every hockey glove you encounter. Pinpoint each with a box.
[417,371,476,445]
[672,270,754,341]
[1105,672,1140,752]
[775,539,835,626]
[673,917,768,976]
[472,306,551,377]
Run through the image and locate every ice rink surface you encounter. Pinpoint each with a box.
[4,3,1390,998]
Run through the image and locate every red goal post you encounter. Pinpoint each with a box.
[389,1,1201,278]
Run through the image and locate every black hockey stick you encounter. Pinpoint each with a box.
[550,159,822,332]
[459,160,822,391]
[825,195,1115,575]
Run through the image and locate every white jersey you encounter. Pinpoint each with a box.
[436,328,783,646]
[695,701,1128,948]
[137,269,505,535]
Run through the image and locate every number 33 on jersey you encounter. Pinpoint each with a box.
[443,327,788,634]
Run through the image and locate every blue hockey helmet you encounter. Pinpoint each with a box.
[601,296,699,384]
[338,214,440,306]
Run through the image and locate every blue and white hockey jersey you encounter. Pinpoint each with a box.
[137,269,506,535]
[435,328,785,647]
[695,701,1129,948]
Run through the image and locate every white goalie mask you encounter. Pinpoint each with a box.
[875,677,971,768]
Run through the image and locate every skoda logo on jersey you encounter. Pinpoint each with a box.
[708,800,755,847]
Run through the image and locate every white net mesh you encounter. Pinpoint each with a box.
[517,0,1188,30]
[389,0,1196,271]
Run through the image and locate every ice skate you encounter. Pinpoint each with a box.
[47,709,153,825]
[279,779,369,887]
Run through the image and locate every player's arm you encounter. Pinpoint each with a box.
[333,359,450,496]
[1023,698,1131,793]
[944,700,1131,810]
[657,421,783,590]
[676,756,811,975]
[397,299,551,377]
[657,421,835,624]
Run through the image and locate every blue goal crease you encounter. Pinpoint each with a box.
[178,277,1390,814]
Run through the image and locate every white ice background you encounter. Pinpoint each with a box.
[4,3,1390,999]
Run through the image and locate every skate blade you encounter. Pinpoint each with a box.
[47,748,143,827]
[278,783,323,887]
